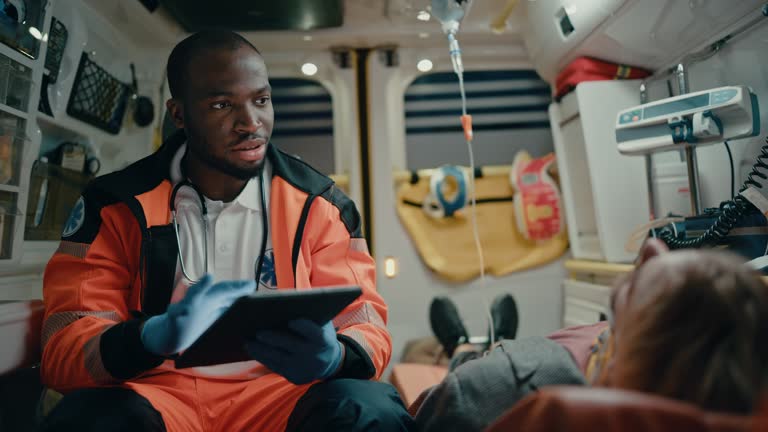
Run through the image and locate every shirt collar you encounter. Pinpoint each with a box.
[170,143,186,184]
[171,142,270,212]
[235,161,270,212]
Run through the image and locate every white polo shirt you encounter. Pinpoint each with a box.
[169,143,275,302]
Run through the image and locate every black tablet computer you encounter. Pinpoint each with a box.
[175,286,362,369]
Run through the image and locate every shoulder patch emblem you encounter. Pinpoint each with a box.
[62,196,86,238]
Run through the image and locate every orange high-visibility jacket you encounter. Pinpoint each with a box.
[40,130,390,392]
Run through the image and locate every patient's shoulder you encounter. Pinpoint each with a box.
[547,322,610,372]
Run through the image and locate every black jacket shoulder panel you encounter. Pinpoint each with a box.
[90,129,183,198]
[319,185,363,239]
[60,186,117,244]
[268,142,333,196]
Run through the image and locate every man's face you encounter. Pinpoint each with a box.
[167,45,274,180]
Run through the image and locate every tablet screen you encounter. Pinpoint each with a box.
[175,286,362,369]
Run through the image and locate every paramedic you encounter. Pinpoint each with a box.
[38,30,413,431]
[414,239,768,431]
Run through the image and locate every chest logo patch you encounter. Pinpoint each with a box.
[62,197,86,238]
[259,249,277,289]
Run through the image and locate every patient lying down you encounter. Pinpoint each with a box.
[414,239,768,432]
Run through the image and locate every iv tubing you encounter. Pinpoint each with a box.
[448,31,494,344]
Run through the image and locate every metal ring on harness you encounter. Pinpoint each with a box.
[423,165,468,218]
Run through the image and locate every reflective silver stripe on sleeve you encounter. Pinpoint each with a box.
[41,311,121,348]
[349,238,369,254]
[83,326,117,384]
[339,328,377,363]
[55,241,90,258]
[333,302,386,331]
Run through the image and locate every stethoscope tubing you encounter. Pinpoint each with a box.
[170,173,269,285]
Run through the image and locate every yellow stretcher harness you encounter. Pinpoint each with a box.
[396,156,568,282]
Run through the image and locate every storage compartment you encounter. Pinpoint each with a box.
[520,0,626,82]
[521,0,766,84]
[549,80,650,262]
[0,300,44,375]
[24,161,91,241]
[0,191,20,260]
[564,279,612,308]
[66,52,131,135]
[559,117,601,258]
[563,279,611,327]
[0,110,26,187]
[0,53,32,112]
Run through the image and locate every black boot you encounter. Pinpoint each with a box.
[490,293,519,343]
[429,296,469,357]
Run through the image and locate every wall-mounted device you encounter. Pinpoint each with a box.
[617,86,768,256]
[615,85,760,155]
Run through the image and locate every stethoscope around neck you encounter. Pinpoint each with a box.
[169,173,270,285]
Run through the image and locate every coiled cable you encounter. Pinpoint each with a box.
[659,136,768,248]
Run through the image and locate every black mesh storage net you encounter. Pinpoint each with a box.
[66,52,130,134]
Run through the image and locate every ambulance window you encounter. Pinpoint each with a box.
[404,70,553,170]
[270,78,335,175]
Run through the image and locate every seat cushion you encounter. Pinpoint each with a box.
[0,300,44,375]
[389,363,448,408]
[0,366,44,432]
[486,386,756,432]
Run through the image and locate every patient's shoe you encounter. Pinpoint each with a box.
[429,296,469,357]
[490,293,519,343]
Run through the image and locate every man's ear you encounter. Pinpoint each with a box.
[166,99,185,129]
[636,238,669,266]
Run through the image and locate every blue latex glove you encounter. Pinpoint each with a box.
[245,319,344,384]
[141,274,256,356]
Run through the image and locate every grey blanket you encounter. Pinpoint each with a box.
[413,336,586,432]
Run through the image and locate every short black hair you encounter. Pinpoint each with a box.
[166,30,261,99]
